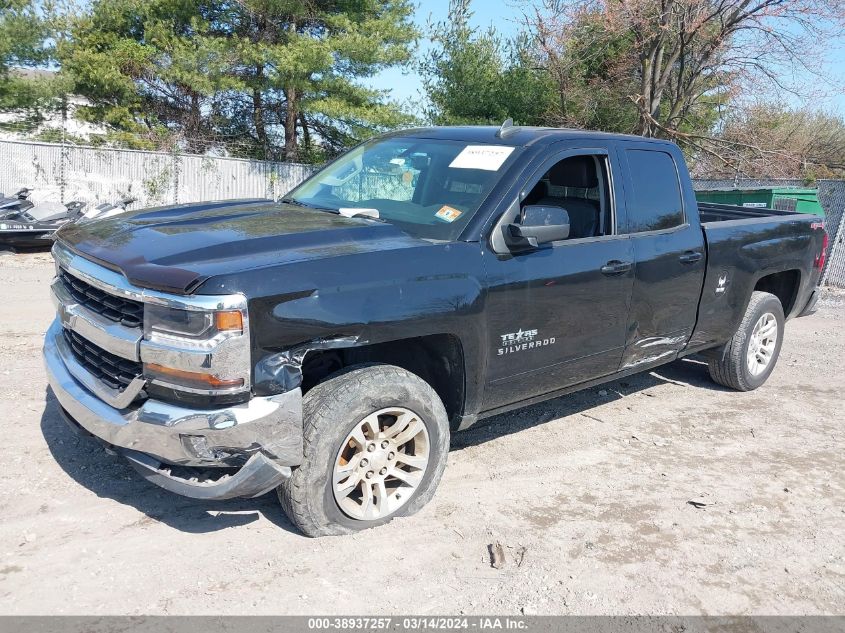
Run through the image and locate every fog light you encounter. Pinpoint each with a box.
[181,435,213,460]
[180,435,249,464]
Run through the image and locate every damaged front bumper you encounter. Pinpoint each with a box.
[44,319,303,500]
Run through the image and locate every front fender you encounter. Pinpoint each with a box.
[214,242,488,412]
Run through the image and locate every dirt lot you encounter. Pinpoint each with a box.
[0,252,843,615]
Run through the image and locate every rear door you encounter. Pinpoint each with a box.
[618,143,706,369]
[480,142,634,411]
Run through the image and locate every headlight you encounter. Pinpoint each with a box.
[141,303,250,397]
[144,304,242,341]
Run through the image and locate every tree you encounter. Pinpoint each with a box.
[420,0,554,126]
[526,0,845,145]
[60,0,241,151]
[527,3,641,132]
[0,0,67,128]
[227,0,418,161]
[1,0,49,95]
[60,0,418,159]
[692,104,845,179]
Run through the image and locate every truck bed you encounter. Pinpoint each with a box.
[698,202,802,224]
[687,203,824,354]
[698,202,806,224]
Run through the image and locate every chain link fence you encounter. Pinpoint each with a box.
[694,179,845,288]
[0,139,316,208]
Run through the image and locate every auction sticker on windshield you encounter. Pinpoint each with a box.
[449,145,514,171]
[435,205,463,222]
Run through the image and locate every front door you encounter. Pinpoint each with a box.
[481,146,634,412]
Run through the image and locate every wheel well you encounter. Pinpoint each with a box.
[300,334,466,423]
[754,270,800,316]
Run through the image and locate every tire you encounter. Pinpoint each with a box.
[708,291,785,391]
[278,364,450,537]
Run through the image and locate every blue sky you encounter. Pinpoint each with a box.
[369,0,845,118]
[367,0,524,111]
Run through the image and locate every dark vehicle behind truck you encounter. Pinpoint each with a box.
[44,125,827,536]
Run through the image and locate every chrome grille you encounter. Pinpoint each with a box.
[58,268,143,328]
[63,329,143,392]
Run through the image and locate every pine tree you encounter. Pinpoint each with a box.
[60,0,418,159]
[0,0,66,130]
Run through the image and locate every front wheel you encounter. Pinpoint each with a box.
[278,364,449,537]
[708,291,785,391]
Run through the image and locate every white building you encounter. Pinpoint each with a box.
[0,69,109,142]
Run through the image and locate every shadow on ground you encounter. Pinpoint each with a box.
[452,356,726,450]
[40,389,300,536]
[40,356,723,535]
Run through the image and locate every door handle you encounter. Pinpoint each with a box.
[679,250,703,264]
[601,260,633,276]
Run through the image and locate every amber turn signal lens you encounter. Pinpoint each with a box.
[145,363,244,389]
[214,310,243,332]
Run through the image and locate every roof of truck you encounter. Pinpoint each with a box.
[385,125,677,148]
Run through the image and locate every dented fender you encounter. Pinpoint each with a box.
[254,335,362,395]
[197,241,488,410]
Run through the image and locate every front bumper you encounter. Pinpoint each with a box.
[44,319,303,499]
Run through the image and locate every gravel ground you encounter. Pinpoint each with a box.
[0,252,843,615]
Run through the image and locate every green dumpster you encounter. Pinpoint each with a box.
[695,187,824,217]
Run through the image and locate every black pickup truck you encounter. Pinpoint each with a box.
[44,125,828,536]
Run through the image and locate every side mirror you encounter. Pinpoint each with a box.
[505,205,570,250]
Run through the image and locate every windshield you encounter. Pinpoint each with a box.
[285,137,521,240]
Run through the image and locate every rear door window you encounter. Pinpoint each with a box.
[624,149,684,232]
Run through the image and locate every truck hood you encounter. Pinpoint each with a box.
[56,199,428,294]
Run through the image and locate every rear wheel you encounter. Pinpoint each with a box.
[708,291,785,391]
[278,364,449,537]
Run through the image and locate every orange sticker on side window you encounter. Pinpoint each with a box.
[435,205,463,223]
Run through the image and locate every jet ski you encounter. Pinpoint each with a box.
[0,188,34,214]
[79,196,136,223]
[0,192,135,251]
[0,198,83,251]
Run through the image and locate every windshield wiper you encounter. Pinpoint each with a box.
[347,213,388,224]
[280,197,339,213]
[281,198,388,223]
